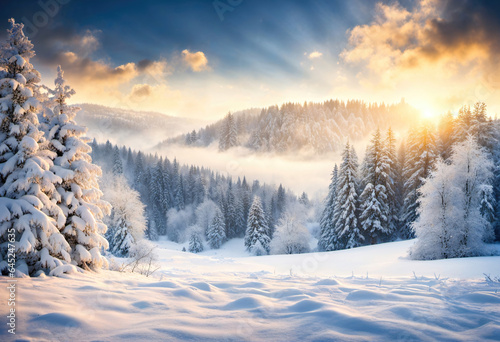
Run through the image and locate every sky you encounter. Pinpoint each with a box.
[2,0,500,120]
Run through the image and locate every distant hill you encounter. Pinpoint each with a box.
[156,99,421,154]
[74,103,203,149]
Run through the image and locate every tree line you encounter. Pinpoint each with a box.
[319,102,500,257]
[160,99,420,154]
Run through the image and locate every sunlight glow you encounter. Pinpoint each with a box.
[415,105,439,121]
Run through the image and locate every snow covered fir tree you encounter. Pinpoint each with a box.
[244,196,271,255]
[206,207,226,249]
[0,20,109,276]
[0,19,69,276]
[43,65,110,269]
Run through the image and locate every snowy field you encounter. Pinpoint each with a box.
[2,240,500,341]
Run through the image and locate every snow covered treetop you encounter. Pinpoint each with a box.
[53,65,78,117]
[0,19,40,84]
[2,19,35,60]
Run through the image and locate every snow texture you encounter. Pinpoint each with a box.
[3,239,500,341]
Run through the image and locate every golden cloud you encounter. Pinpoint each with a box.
[341,0,495,85]
[339,0,500,114]
[182,49,209,72]
[308,51,323,59]
[60,55,138,85]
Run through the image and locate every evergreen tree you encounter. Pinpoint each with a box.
[437,111,455,161]
[298,192,309,206]
[145,218,158,241]
[45,65,110,269]
[188,229,204,253]
[276,184,286,220]
[0,20,68,275]
[334,142,362,249]
[174,174,185,210]
[244,196,271,254]
[162,157,173,210]
[134,151,146,192]
[234,195,246,237]
[453,105,474,143]
[394,140,407,235]
[318,164,338,251]
[383,128,397,236]
[225,181,238,238]
[472,102,497,153]
[218,112,238,151]
[241,177,252,225]
[149,160,166,235]
[126,147,134,173]
[359,129,390,244]
[207,208,226,249]
[401,124,437,238]
[112,146,123,175]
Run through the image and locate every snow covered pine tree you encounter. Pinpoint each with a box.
[43,65,111,270]
[359,129,391,244]
[318,164,338,251]
[0,19,69,276]
[207,207,226,249]
[334,142,362,249]
[244,196,271,255]
[188,229,204,253]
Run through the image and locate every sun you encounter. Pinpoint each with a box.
[415,104,439,121]
[422,109,434,119]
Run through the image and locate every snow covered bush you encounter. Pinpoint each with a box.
[410,136,494,260]
[250,240,267,256]
[244,196,271,255]
[270,211,310,255]
[102,173,146,257]
[126,240,160,277]
[0,19,69,275]
[166,207,194,242]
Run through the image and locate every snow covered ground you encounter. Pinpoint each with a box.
[2,240,500,341]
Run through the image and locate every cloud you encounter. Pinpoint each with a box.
[129,83,153,101]
[308,51,323,59]
[137,58,169,75]
[31,27,174,88]
[182,49,209,72]
[339,0,500,113]
[342,0,500,82]
[56,51,139,85]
